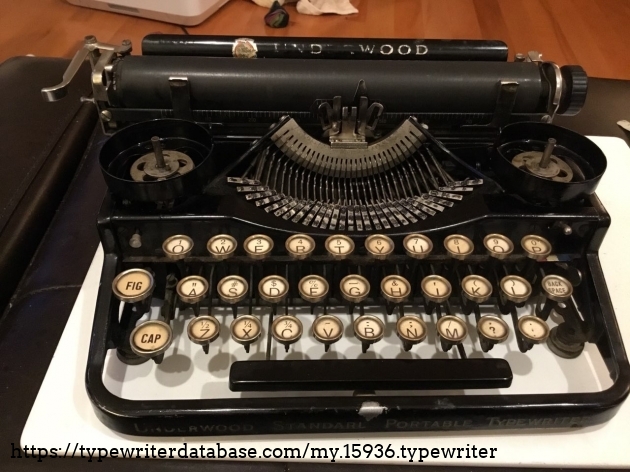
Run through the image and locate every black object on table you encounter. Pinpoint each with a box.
[0,57,94,316]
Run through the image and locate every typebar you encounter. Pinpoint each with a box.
[229,359,513,391]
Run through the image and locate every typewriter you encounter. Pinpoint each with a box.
[43,35,629,436]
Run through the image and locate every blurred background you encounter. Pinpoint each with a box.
[0,0,628,78]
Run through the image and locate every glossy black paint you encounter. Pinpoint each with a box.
[85,135,630,436]
[229,359,513,391]
[142,34,509,61]
[86,246,630,434]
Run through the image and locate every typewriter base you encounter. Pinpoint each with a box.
[18,252,630,467]
[88,252,626,436]
[86,125,630,437]
[21,139,630,465]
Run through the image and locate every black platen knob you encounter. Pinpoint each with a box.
[558,65,588,116]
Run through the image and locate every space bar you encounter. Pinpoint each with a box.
[229,359,513,391]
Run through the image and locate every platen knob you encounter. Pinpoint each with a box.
[558,65,588,116]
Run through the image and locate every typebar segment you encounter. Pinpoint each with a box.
[229,359,513,391]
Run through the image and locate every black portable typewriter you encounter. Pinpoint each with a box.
[43,35,629,436]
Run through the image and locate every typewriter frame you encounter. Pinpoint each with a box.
[53,37,626,436]
[86,174,630,435]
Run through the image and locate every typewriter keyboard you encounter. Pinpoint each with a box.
[103,232,611,401]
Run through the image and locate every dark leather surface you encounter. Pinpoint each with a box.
[0,57,628,471]
[555,78,630,143]
[0,57,95,314]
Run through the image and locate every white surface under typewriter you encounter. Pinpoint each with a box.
[22,137,630,467]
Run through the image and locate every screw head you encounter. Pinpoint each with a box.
[100,110,112,122]
[129,233,142,248]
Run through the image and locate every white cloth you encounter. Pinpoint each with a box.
[252,0,358,15]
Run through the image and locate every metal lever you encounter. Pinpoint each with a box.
[515,51,563,123]
[41,46,91,101]
[317,80,384,149]
[41,36,132,103]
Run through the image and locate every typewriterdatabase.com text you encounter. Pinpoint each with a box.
[12,442,499,463]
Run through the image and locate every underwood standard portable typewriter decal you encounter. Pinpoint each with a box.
[44,35,629,436]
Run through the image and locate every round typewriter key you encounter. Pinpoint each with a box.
[285,234,315,260]
[230,314,262,346]
[444,234,474,260]
[298,275,329,304]
[176,275,209,304]
[353,315,385,344]
[477,315,509,343]
[112,268,154,303]
[403,234,433,259]
[339,274,370,304]
[396,315,428,345]
[162,235,194,260]
[436,315,468,344]
[500,275,532,303]
[258,275,289,304]
[325,234,355,260]
[461,275,493,304]
[206,234,237,260]
[421,275,452,303]
[483,233,514,259]
[312,315,344,345]
[365,234,394,260]
[217,275,249,304]
[130,320,172,358]
[272,315,303,346]
[243,234,274,260]
[541,274,573,302]
[187,315,221,345]
[380,275,411,303]
[521,234,552,260]
[518,315,550,343]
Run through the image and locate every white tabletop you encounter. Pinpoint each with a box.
[22,136,630,467]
